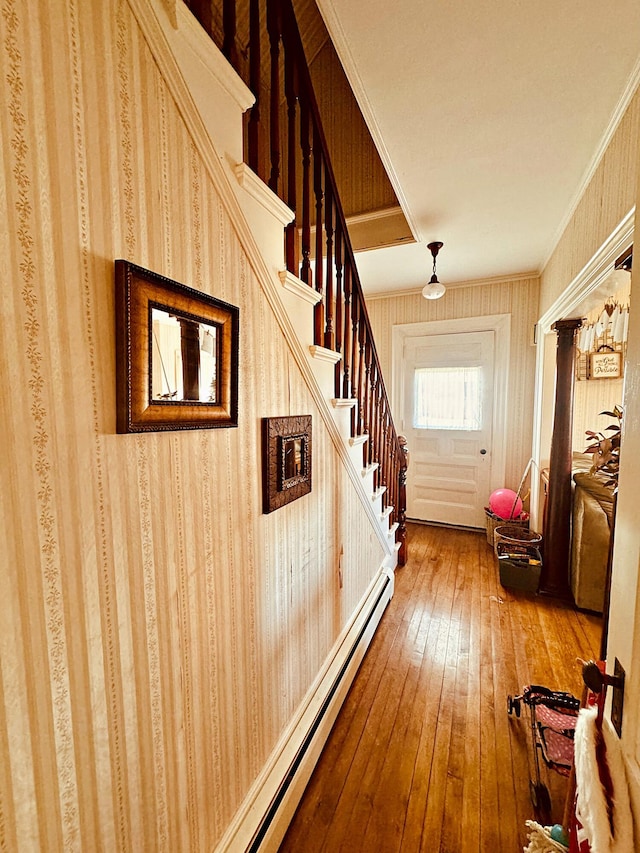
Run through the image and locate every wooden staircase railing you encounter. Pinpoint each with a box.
[184,0,408,564]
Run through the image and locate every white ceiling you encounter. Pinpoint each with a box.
[316,0,640,295]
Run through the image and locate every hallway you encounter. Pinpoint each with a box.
[279,523,602,851]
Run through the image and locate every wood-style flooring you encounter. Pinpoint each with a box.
[279,522,602,852]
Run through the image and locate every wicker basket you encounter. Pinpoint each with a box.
[494,524,542,556]
[485,508,528,547]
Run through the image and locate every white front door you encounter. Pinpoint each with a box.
[403,331,495,528]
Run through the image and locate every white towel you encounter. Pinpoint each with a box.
[574,707,635,852]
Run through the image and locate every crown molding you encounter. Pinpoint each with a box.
[365,270,539,301]
[538,207,635,334]
[542,60,640,273]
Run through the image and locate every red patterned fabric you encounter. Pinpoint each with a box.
[540,727,575,772]
[536,703,579,732]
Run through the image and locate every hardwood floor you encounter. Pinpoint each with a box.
[279,522,602,852]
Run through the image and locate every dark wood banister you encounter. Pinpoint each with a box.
[184,0,408,564]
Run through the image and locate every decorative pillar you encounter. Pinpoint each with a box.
[178,318,201,401]
[538,318,582,600]
[397,435,409,566]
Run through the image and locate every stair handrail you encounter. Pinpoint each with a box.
[276,0,407,562]
[184,0,408,564]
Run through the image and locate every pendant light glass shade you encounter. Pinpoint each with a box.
[423,241,446,299]
[603,267,631,291]
[422,275,446,300]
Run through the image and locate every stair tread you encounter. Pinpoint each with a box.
[309,345,342,364]
[279,270,322,305]
[349,434,369,446]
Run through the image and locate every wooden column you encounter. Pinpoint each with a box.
[178,318,201,401]
[538,317,582,600]
[397,436,409,566]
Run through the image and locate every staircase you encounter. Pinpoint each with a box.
[124,0,409,846]
[132,0,407,564]
[180,0,408,564]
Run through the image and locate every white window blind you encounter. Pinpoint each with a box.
[413,366,483,430]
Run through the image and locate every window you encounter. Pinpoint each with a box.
[413,366,483,430]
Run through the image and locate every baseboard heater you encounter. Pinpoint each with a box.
[249,572,391,851]
[233,569,393,853]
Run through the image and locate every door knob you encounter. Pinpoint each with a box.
[480,448,487,455]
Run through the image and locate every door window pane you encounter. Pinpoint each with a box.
[413,366,483,430]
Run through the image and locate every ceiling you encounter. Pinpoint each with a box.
[315,0,640,295]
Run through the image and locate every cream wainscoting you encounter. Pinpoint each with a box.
[0,2,388,851]
[366,276,540,495]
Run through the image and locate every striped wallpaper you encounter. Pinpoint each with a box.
[0,1,385,850]
[540,87,640,316]
[366,277,541,497]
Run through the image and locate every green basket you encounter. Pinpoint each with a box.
[497,542,542,592]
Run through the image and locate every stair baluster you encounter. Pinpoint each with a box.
[185,0,408,563]
[313,128,324,342]
[342,264,352,400]
[334,227,343,399]
[267,0,281,193]
[248,0,262,176]
[324,185,335,351]
[300,99,312,285]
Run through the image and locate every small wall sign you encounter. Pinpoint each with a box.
[589,350,622,380]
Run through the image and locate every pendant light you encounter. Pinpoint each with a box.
[422,241,446,300]
[600,244,633,291]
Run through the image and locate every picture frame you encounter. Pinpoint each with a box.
[115,260,239,432]
[589,350,622,380]
[262,415,312,513]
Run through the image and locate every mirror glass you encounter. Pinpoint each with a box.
[283,437,304,481]
[151,307,218,403]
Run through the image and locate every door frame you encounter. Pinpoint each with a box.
[531,207,640,801]
[530,208,635,531]
[392,314,511,501]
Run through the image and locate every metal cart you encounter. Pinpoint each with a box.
[507,684,581,822]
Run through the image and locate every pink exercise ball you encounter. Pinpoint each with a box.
[489,488,523,520]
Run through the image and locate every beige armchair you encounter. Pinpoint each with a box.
[570,462,614,613]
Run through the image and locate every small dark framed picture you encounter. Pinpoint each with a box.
[262,415,312,513]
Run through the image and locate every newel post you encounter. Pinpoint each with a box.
[397,436,409,566]
[538,317,582,600]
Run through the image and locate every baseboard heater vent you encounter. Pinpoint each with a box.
[247,572,392,852]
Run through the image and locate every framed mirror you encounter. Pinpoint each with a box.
[115,260,239,432]
[262,415,312,512]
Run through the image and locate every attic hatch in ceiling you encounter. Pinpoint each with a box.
[291,0,414,252]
